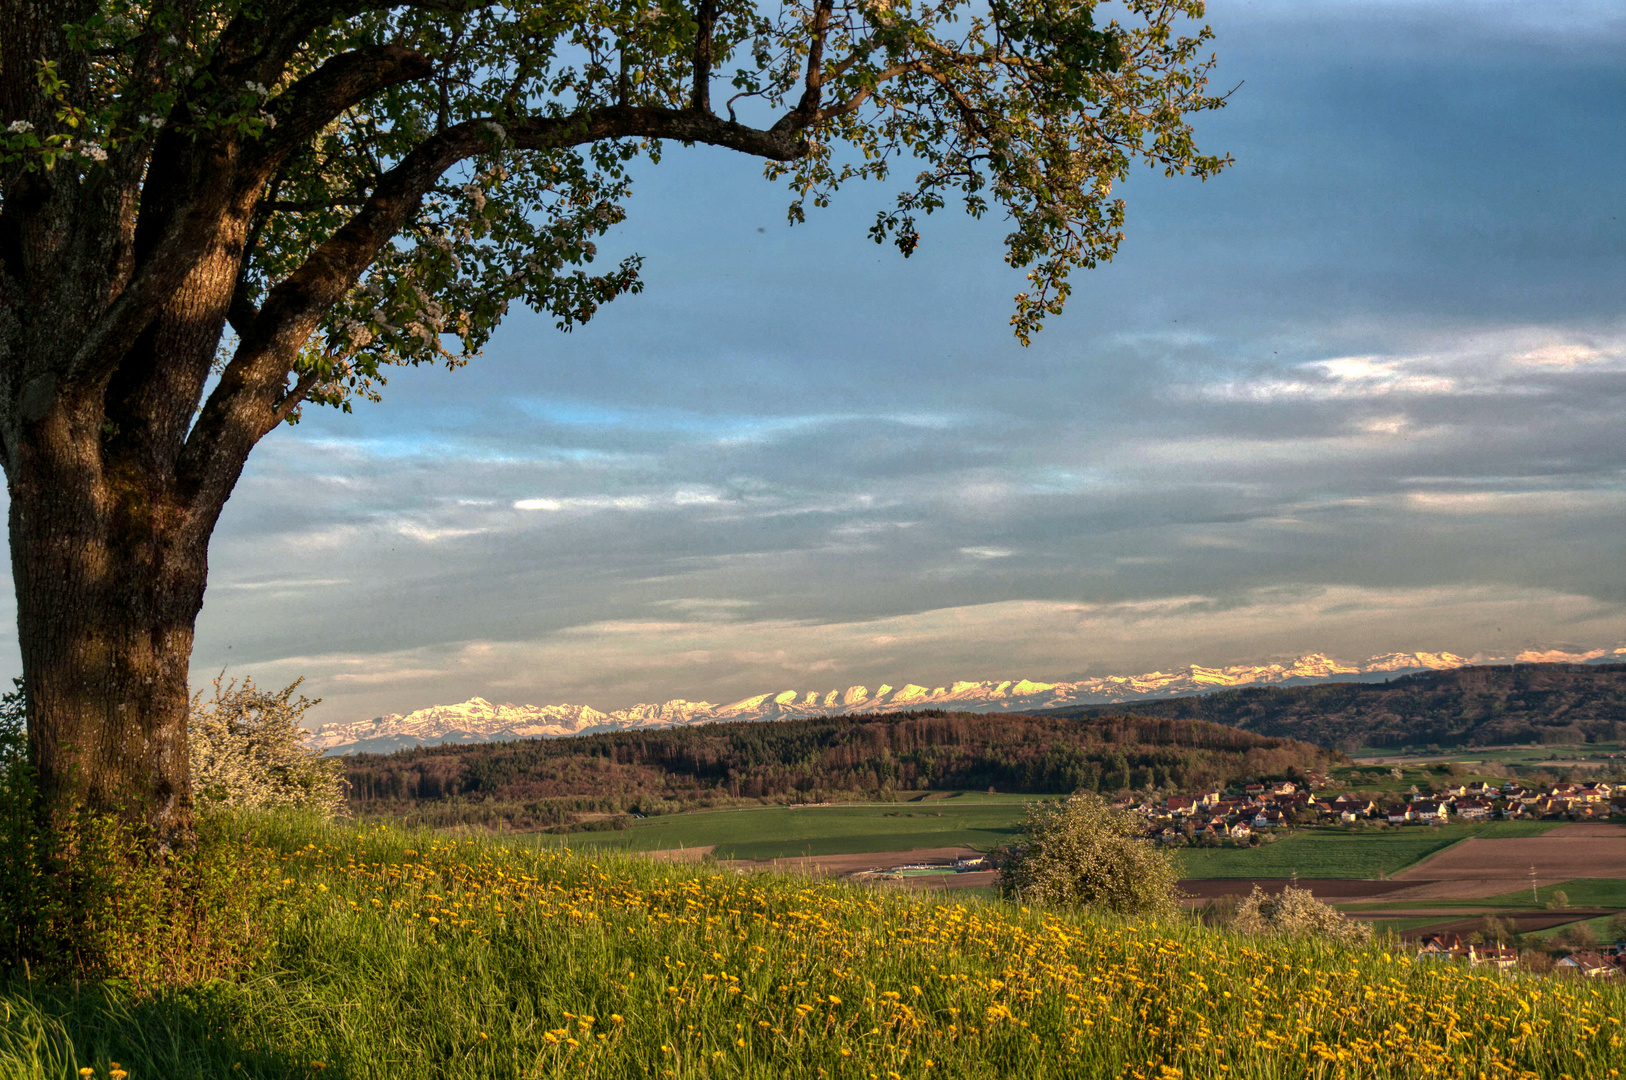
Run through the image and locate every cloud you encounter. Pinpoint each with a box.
[227,584,1626,724]
[1402,490,1625,515]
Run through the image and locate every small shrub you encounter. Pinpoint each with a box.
[1546,890,1569,911]
[1231,885,1373,946]
[997,792,1180,916]
[190,674,347,818]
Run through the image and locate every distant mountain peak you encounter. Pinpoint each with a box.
[298,647,1578,756]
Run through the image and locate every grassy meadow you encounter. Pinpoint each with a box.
[522,794,1047,860]
[5,815,1626,1080]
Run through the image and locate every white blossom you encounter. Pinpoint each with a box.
[6,120,34,134]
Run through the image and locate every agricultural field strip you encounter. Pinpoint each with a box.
[530,796,1047,860]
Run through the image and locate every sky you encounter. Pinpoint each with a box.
[19,0,1626,724]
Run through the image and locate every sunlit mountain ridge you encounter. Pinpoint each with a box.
[303,648,1626,755]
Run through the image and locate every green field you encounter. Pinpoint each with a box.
[1345,877,1626,914]
[1348,743,1626,772]
[1174,822,1565,880]
[514,799,1574,879]
[519,793,1050,860]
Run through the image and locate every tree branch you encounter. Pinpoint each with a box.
[175,104,809,531]
[254,44,436,166]
[775,0,834,131]
[692,0,716,113]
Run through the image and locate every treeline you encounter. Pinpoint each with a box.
[340,709,1336,830]
[1050,664,1626,750]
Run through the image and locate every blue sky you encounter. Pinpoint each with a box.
[38,0,1626,723]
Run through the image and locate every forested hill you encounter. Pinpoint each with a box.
[341,710,1335,828]
[1046,664,1626,750]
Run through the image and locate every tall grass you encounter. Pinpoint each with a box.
[3,814,1623,1079]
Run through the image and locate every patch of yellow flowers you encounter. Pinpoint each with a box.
[275,832,1625,1080]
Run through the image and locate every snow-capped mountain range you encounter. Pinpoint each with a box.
[303,648,1570,756]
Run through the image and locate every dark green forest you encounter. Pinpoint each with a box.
[1049,664,1626,750]
[340,710,1335,830]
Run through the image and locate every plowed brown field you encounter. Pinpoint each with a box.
[1386,822,1626,899]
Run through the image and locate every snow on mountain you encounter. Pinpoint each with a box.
[305,650,1482,755]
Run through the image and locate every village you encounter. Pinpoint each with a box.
[1118,774,1626,977]
[1122,775,1626,846]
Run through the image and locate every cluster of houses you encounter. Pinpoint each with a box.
[1417,933,1626,978]
[1121,776,1625,844]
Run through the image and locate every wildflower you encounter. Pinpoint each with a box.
[6,120,33,133]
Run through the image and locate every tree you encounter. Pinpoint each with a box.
[998,792,1180,916]
[1,0,1227,845]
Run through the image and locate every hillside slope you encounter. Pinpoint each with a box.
[10,816,1620,1080]
[1047,663,1626,749]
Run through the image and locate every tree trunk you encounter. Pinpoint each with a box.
[10,389,207,849]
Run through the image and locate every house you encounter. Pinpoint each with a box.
[1340,810,1360,824]
[1417,933,1463,959]
[1465,944,1518,971]
[1436,783,1467,798]
[1579,782,1611,802]
[1454,797,1493,821]
[1534,797,1571,818]
[1333,795,1376,817]
[1271,781,1297,796]
[1557,952,1618,978]
[1253,809,1284,829]
[1410,801,1449,823]
[1167,795,1197,814]
[1230,823,1251,841]
[1386,805,1414,825]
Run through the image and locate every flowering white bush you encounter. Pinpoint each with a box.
[998,792,1181,916]
[189,675,347,819]
[1231,884,1373,945]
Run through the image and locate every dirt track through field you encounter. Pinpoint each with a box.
[1384,822,1626,900]
[1177,879,1414,904]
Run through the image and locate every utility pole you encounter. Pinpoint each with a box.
[1530,865,1539,905]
